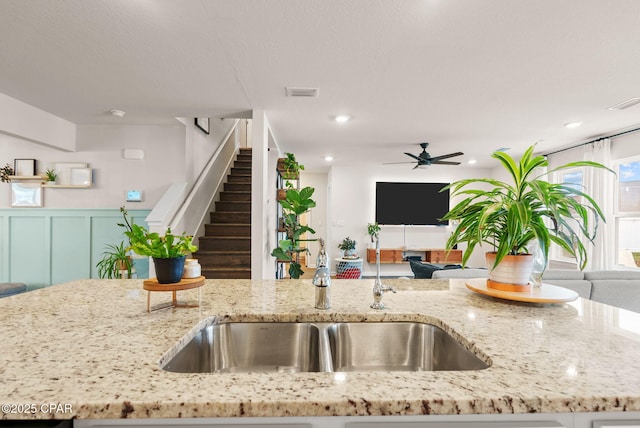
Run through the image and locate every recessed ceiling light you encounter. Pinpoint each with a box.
[334,115,350,123]
[324,156,333,162]
[564,121,582,128]
[110,109,126,118]
[468,159,477,165]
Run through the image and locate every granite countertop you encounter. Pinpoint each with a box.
[1,277,640,420]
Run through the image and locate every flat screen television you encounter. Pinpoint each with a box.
[375,182,450,226]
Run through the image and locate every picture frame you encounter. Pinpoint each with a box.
[11,182,43,207]
[14,159,36,176]
[195,117,210,134]
[53,162,87,185]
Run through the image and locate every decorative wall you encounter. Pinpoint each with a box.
[0,208,150,290]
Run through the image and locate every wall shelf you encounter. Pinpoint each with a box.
[42,183,92,189]
[8,175,44,181]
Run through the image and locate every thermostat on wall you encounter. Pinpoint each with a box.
[126,190,143,202]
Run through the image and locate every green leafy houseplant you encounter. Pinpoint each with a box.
[338,236,356,251]
[442,144,613,272]
[97,241,133,279]
[119,206,198,283]
[44,168,57,182]
[119,207,197,258]
[278,152,305,179]
[271,186,316,279]
[367,222,381,242]
[338,236,357,258]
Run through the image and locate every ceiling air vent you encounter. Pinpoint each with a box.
[607,98,640,110]
[285,87,319,97]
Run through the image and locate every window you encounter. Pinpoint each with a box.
[615,158,640,269]
[550,168,583,263]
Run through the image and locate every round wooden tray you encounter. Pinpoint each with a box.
[143,276,205,292]
[465,278,578,303]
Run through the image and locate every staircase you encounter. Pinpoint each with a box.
[196,148,252,279]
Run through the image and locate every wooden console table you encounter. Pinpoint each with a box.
[143,276,205,312]
[366,248,463,264]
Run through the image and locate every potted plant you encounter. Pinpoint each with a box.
[271,186,316,279]
[119,206,198,284]
[44,168,57,184]
[338,236,357,258]
[277,152,304,179]
[97,241,133,279]
[1,163,14,183]
[442,144,612,289]
[367,222,381,247]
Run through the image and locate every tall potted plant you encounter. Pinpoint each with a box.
[119,207,198,283]
[442,144,612,289]
[271,186,316,279]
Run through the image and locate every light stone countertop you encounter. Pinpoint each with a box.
[1,277,640,421]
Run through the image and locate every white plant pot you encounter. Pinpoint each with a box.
[486,252,533,285]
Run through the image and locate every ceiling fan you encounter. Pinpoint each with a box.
[384,142,464,169]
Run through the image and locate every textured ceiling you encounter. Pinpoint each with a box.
[1,0,640,170]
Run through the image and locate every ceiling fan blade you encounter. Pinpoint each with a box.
[431,160,461,165]
[383,161,418,165]
[429,152,464,162]
[404,152,423,162]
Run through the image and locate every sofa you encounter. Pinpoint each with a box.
[429,267,640,313]
[0,283,27,298]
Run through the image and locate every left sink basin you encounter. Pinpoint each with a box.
[163,322,321,373]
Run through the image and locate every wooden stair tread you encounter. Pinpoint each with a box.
[200,235,250,238]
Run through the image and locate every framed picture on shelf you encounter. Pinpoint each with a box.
[11,182,43,207]
[195,117,210,134]
[14,159,36,176]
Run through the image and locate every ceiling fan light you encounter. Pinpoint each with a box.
[417,164,429,169]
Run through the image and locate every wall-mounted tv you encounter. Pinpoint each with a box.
[375,182,450,226]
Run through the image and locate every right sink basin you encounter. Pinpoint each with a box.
[326,322,489,371]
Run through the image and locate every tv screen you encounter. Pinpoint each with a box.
[375,182,450,226]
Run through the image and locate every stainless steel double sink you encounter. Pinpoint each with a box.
[162,322,489,373]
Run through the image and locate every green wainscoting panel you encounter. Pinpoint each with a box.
[51,216,91,285]
[9,216,47,289]
[0,215,6,283]
[0,209,151,289]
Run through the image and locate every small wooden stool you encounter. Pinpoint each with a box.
[142,276,205,312]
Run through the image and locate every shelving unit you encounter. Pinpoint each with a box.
[275,167,300,279]
[366,248,463,264]
[8,175,44,182]
[10,174,92,188]
[42,183,92,189]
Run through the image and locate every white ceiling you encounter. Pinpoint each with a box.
[2,0,640,170]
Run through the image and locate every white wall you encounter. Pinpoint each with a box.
[300,172,328,268]
[0,92,76,151]
[328,163,492,277]
[1,119,236,211]
[0,124,184,209]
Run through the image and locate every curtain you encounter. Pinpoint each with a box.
[583,139,614,270]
